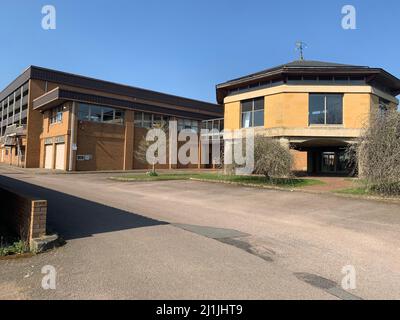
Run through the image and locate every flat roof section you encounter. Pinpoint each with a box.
[0,66,222,118]
[33,87,222,120]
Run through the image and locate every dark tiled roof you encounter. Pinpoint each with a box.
[220,60,367,85]
[216,60,400,104]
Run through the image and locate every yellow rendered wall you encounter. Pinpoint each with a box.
[265,93,308,128]
[224,101,241,130]
[224,89,380,130]
[343,93,371,129]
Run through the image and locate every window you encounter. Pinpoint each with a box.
[78,103,125,124]
[309,94,343,125]
[102,107,115,123]
[349,76,365,85]
[318,76,334,84]
[379,98,390,117]
[134,112,169,129]
[143,113,152,128]
[241,98,264,128]
[89,105,102,122]
[49,106,63,124]
[177,118,199,132]
[153,114,163,127]
[114,110,124,124]
[78,104,90,121]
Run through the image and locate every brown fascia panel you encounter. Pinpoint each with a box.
[33,88,221,120]
[29,66,221,114]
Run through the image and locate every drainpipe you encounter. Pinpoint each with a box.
[68,102,76,171]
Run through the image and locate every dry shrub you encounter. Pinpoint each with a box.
[355,109,400,195]
[135,122,169,173]
[253,136,293,179]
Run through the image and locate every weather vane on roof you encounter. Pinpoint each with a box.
[295,41,307,61]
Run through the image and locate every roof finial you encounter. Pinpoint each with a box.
[295,41,307,61]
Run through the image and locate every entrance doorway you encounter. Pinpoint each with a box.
[321,152,336,173]
[308,148,353,176]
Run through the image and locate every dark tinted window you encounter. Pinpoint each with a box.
[309,95,325,125]
[241,98,264,128]
[326,95,343,124]
[309,94,343,125]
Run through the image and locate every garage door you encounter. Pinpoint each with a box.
[44,145,53,169]
[55,144,65,170]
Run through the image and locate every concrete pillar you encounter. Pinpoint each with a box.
[68,102,78,171]
[51,142,56,170]
[169,117,178,170]
[279,137,290,149]
[123,110,134,170]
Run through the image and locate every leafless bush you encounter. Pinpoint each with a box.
[354,109,400,195]
[135,122,169,174]
[253,136,293,180]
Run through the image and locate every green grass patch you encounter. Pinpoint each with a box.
[335,184,400,198]
[110,172,324,188]
[335,187,370,196]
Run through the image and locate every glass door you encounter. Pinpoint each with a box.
[321,152,336,173]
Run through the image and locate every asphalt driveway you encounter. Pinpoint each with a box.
[0,167,399,299]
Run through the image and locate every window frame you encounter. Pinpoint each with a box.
[78,103,125,125]
[308,93,344,126]
[134,112,171,129]
[49,105,64,125]
[240,97,265,128]
[378,98,390,117]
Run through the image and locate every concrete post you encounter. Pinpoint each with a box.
[123,110,134,170]
[68,102,77,171]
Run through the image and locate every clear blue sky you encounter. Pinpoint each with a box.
[1,0,399,103]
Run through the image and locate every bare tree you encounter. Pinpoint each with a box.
[353,109,400,195]
[253,136,293,180]
[135,122,169,175]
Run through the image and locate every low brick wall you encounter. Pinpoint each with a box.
[0,185,47,244]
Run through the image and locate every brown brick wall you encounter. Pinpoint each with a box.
[291,149,308,172]
[133,126,172,170]
[39,101,72,170]
[25,79,60,168]
[0,186,47,244]
[76,121,125,171]
[133,127,200,169]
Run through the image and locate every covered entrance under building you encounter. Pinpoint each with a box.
[292,138,355,176]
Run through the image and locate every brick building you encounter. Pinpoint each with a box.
[0,66,223,171]
[217,60,400,175]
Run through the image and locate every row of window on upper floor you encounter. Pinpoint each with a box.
[1,85,29,122]
[1,103,28,122]
[0,83,29,110]
[228,76,367,96]
[134,112,199,132]
[201,118,224,132]
[49,102,200,132]
[239,94,391,128]
[47,103,125,125]
[77,103,125,125]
